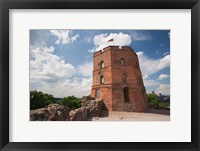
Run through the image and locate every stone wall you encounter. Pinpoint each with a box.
[30,99,103,121]
[83,99,103,118]
[30,104,70,121]
[69,107,87,121]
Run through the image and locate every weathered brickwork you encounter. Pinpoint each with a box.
[91,46,148,112]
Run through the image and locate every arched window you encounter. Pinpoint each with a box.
[95,89,99,98]
[122,73,127,82]
[120,58,125,65]
[100,75,104,84]
[100,61,104,69]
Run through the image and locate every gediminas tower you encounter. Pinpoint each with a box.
[91,45,148,112]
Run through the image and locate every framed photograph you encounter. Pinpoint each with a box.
[0,0,199,151]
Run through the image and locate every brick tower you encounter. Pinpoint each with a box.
[91,46,148,112]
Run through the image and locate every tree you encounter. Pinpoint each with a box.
[60,96,81,110]
[147,93,160,108]
[30,90,55,110]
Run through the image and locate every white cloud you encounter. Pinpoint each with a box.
[136,51,170,95]
[143,79,160,87]
[137,51,170,76]
[30,30,50,49]
[158,55,170,69]
[143,74,149,80]
[84,36,93,43]
[163,51,169,56]
[158,74,170,80]
[155,84,170,95]
[88,32,131,52]
[71,77,92,97]
[77,61,93,77]
[50,30,79,45]
[131,31,151,41]
[31,77,92,98]
[142,74,160,88]
[30,46,76,84]
[30,46,93,98]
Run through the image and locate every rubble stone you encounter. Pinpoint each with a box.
[69,107,87,121]
[30,104,70,121]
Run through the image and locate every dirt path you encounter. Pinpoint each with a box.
[92,110,170,121]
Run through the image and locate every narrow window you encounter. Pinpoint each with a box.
[120,58,125,65]
[123,87,130,102]
[100,61,104,69]
[100,75,104,84]
[95,89,99,98]
[122,73,127,83]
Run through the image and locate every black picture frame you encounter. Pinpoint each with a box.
[0,0,199,151]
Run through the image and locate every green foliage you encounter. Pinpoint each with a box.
[60,96,81,110]
[150,99,159,107]
[30,90,55,110]
[147,93,160,108]
[158,102,170,108]
[147,93,157,102]
[147,93,170,109]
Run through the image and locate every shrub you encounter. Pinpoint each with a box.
[147,93,170,109]
[158,102,170,108]
[30,90,55,110]
[147,93,160,108]
[150,99,159,107]
[60,96,81,110]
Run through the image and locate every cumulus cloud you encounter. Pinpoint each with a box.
[155,84,170,95]
[50,30,79,45]
[30,30,51,50]
[88,32,131,52]
[143,79,160,87]
[158,74,170,80]
[31,77,92,98]
[137,51,170,76]
[30,46,93,97]
[131,31,152,41]
[30,46,76,84]
[143,74,149,80]
[142,73,160,90]
[69,77,92,97]
[77,61,93,77]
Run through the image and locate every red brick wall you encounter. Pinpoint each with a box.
[91,85,113,110]
[91,46,148,112]
[92,48,112,85]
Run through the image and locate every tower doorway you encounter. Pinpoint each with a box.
[123,87,130,102]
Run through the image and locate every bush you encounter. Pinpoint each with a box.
[147,93,170,109]
[30,90,55,110]
[60,96,81,110]
[147,93,160,108]
[158,102,170,108]
[150,99,159,107]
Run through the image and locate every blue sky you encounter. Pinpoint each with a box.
[30,30,170,98]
